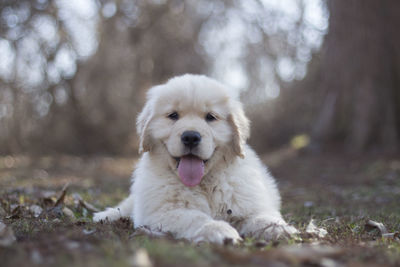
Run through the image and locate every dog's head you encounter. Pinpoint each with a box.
[137,74,250,186]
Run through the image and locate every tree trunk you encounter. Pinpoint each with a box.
[312,0,400,152]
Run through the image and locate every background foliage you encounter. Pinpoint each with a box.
[0,0,329,154]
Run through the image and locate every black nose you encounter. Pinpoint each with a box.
[181,131,201,148]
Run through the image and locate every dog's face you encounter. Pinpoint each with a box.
[137,75,249,187]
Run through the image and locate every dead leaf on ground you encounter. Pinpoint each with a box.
[79,200,100,213]
[6,204,22,219]
[54,183,69,207]
[62,207,76,221]
[73,193,99,213]
[365,220,388,235]
[0,221,16,246]
[382,232,400,241]
[305,219,328,238]
[40,190,57,205]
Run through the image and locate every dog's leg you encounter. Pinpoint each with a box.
[238,214,298,241]
[93,193,134,222]
[138,209,242,244]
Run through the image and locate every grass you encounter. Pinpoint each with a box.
[0,151,399,266]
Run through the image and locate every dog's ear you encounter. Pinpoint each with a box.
[136,100,154,154]
[228,100,250,158]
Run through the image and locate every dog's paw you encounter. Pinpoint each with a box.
[192,220,242,245]
[93,208,122,222]
[260,223,299,241]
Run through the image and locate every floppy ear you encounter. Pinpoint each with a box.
[136,100,154,154]
[228,100,250,158]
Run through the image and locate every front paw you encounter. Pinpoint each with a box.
[93,208,122,222]
[259,223,299,241]
[192,220,242,245]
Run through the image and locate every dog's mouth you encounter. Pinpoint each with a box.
[173,154,208,187]
[173,156,208,168]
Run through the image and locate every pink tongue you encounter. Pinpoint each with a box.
[178,155,205,187]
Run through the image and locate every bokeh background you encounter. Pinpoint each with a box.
[0,0,399,156]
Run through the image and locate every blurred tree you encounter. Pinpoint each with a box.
[0,0,208,154]
[0,0,326,155]
[64,0,208,154]
[311,0,400,152]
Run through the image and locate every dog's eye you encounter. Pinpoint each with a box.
[167,112,179,120]
[205,113,217,122]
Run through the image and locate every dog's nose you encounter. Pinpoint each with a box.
[181,131,201,148]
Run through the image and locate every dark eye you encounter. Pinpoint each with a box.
[205,113,217,122]
[167,111,179,120]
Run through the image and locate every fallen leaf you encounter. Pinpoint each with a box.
[30,205,43,218]
[73,193,99,213]
[79,199,100,213]
[54,183,69,207]
[6,205,22,219]
[130,248,153,267]
[365,220,388,235]
[0,221,16,246]
[42,196,56,206]
[40,190,57,205]
[306,219,328,238]
[62,207,76,221]
[382,232,400,241]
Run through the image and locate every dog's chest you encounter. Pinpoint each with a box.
[200,177,242,222]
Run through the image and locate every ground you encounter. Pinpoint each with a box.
[0,148,399,267]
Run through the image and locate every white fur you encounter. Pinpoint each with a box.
[93,74,298,244]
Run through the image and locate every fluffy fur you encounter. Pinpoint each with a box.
[93,74,298,244]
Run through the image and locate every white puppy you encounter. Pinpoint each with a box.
[94,74,298,244]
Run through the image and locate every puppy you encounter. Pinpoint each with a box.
[94,74,298,244]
